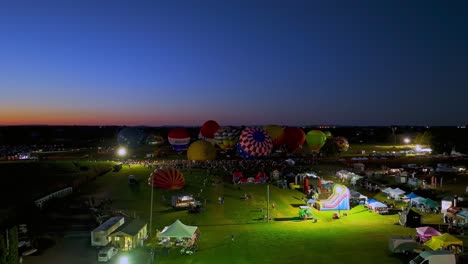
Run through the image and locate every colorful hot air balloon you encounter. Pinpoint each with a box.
[333,136,350,152]
[187,140,217,161]
[198,120,220,143]
[146,133,165,145]
[148,168,185,190]
[264,125,285,148]
[168,128,191,151]
[306,130,327,153]
[214,127,240,150]
[283,127,306,152]
[117,127,147,148]
[324,131,333,139]
[237,127,273,158]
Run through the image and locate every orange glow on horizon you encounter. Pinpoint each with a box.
[0,106,212,126]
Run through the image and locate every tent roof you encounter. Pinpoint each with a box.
[405,192,420,199]
[412,197,426,204]
[416,226,441,237]
[369,201,387,209]
[422,198,439,208]
[159,219,199,239]
[382,187,393,194]
[390,188,405,195]
[424,233,463,250]
[456,209,468,219]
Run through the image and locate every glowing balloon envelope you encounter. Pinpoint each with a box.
[237,127,273,158]
[187,140,217,160]
[214,126,240,150]
[146,133,165,145]
[306,130,327,153]
[324,131,333,139]
[148,168,185,190]
[333,136,350,152]
[199,120,220,143]
[117,127,147,148]
[263,125,285,148]
[168,128,191,151]
[283,127,306,151]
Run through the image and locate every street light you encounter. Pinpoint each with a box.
[404,138,410,144]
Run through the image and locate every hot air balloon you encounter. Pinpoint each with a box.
[237,127,273,158]
[306,130,327,153]
[117,127,147,148]
[283,127,306,152]
[214,127,240,150]
[264,125,285,148]
[148,168,185,190]
[198,120,220,143]
[168,128,191,151]
[146,133,165,145]
[324,131,333,139]
[187,140,217,161]
[333,136,350,152]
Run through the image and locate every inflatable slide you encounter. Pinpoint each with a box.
[317,184,350,211]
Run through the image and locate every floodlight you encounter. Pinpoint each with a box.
[403,138,410,144]
[119,256,129,264]
[117,147,127,156]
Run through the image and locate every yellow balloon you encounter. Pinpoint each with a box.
[187,140,217,161]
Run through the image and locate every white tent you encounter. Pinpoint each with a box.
[388,188,406,200]
[159,219,199,239]
[382,187,394,195]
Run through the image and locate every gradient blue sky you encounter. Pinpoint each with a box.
[0,0,467,126]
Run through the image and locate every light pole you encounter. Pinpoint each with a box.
[149,171,154,237]
[391,127,397,146]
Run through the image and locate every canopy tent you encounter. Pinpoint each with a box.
[369,201,388,212]
[388,188,406,200]
[421,198,439,209]
[382,187,394,195]
[367,199,378,204]
[424,233,463,250]
[416,226,441,242]
[456,209,468,219]
[159,219,199,239]
[405,192,420,199]
[412,196,426,205]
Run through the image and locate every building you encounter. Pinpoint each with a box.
[91,216,147,251]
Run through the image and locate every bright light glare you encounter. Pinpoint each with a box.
[415,145,421,152]
[117,147,127,156]
[403,138,410,144]
[119,256,129,264]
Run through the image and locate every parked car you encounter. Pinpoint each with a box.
[98,246,118,262]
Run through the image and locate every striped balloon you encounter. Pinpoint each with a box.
[214,126,240,150]
[237,127,273,158]
[148,168,185,190]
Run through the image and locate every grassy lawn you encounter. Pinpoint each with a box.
[79,164,424,264]
[5,159,465,264]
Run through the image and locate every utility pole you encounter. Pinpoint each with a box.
[267,185,270,222]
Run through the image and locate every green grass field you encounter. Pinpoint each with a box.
[4,159,466,264]
[78,164,427,264]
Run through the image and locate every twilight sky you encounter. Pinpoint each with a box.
[0,0,467,126]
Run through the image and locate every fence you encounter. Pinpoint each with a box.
[34,187,73,209]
